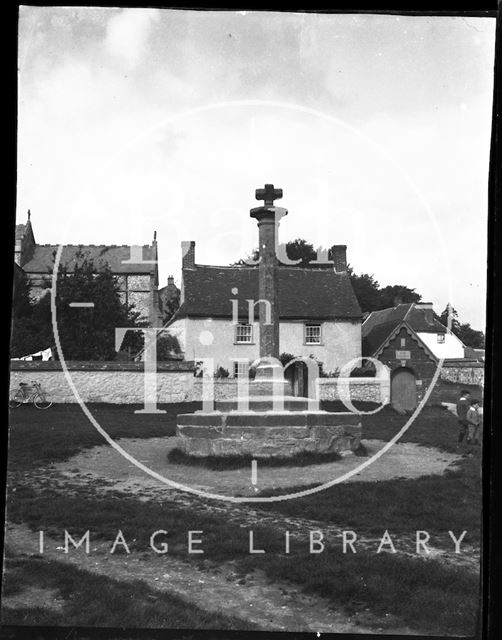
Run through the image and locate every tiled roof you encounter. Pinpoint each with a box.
[15,224,26,242]
[176,265,361,320]
[21,245,156,275]
[362,303,446,356]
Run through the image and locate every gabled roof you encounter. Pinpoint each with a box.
[362,303,446,356]
[15,218,35,244]
[15,224,27,242]
[21,245,156,275]
[175,264,361,320]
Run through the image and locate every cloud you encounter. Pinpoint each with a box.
[104,8,160,67]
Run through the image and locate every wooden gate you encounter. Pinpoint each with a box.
[391,368,417,411]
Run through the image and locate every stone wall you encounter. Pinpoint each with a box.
[439,361,485,386]
[192,377,387,404]
[9,362,388,406]
[9,361,195,404]
[317,378,390,404]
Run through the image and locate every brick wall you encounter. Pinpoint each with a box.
[378,326,437,404]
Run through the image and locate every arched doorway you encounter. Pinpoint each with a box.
[285,361,309,397]
[391,368,417,412]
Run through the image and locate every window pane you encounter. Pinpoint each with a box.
[235,323,252,343]
[233,361,248,378]
[305,324,321,344]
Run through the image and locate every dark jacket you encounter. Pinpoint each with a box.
[456,397,469,421]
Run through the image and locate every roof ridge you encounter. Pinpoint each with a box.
[402,302,414,321]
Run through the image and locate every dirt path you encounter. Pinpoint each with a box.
[52,436,463,497]
[4,523,417,634]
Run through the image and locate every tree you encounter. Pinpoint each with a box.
[156,333,181,360]
[456,323,485,349]
[10,271,53,358]
[161,291,180,325]
[378,285,421,309]
[281,238,317,266]
[346,267,381,313]
[52,250,143,360]
[234,238,317,266]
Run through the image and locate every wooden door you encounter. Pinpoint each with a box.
[288,362,308,397]
[391,368,417,411]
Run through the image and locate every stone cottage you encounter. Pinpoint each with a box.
[167,240,362,377]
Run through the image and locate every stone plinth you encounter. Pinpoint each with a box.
[176,410,362,458]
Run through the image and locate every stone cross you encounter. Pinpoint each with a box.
[255,184,283,207]
[250,185,286,360]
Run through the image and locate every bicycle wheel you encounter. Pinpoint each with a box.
[9,390,24,409]
[34,392,52,410]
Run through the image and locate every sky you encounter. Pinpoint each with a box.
[17,8,495,330]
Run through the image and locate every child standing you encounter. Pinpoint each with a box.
[456,390,471,444]
[466,399,482,445]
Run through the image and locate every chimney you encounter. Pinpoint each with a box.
[181,241,195,269]
[167,275,174,286]
[415,302,434,325]
[331,245,347,272]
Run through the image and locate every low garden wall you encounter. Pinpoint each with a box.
[439,361,484,386]
[10,362,389,406]
[317,377,389,404]
[9,361,196,404]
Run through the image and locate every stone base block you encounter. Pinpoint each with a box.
[176,410,361,458]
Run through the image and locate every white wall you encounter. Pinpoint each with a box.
[169,317,361,375]
[280,320,361,373]
[417,331,465,359]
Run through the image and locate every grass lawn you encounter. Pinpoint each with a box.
[6,402,200,470]
[1,556,255,630]
[4,401,482,635]
[258,404,482,540]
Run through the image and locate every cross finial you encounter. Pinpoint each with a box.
[255,184,283,206]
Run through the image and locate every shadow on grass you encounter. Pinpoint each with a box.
[167,447,343,469]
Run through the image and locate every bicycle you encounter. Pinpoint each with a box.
[9,381,53,410]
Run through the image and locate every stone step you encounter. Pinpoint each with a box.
[177,409,360,428]
[215,395,312,412]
